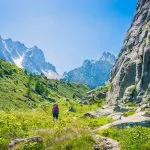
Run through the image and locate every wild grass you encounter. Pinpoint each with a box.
[123,110,135,117]
[99,127,150,150]
[0,59,105,149]
[0,100,111,149]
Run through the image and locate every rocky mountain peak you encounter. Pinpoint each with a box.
[107,0,150,104]
[63,52,116,88]
[83,52,116,67]
[32,45,38,50]
[83,59,93,67]
[100,52,116,64]
[0,37,60,79]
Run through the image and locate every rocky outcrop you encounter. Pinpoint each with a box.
[136,103,150,112]
[83,104,132,119]
[80,86,109,104]
[142,111,150,117]
[84,105,114,118]
[107,0,150,104]
[93,135,120,150]
[96,112,150,131]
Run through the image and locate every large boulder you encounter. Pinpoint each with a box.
[136,103,150,112]
[142,111,150,117]
[108,113,123,121]
[84,106,114,118]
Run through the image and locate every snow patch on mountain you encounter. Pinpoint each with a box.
[42,70,61,79]
[2,40,8,51]
[0,36,59,79]
[13,55,24,69]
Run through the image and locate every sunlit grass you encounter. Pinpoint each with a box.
[0,100,109,149]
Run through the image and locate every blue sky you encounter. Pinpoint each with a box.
[0,0,137,73]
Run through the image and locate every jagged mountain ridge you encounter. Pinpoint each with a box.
[0,36,59,79]
[107,0,150,104]
[63,52,116,88]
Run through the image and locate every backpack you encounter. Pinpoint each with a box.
[53,105,59,113]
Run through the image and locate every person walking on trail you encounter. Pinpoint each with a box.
[52,104,59,120]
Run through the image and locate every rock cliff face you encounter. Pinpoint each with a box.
[107,0,150,104]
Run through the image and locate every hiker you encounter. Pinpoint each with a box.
[52,104,59,120]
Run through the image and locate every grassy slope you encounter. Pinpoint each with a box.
[0,101,113,149]
[0,59,149,150]
[0,59,90,110]
[0,60,113,149]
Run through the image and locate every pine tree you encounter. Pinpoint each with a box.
[27,74,32,98]
[35,81,45,95]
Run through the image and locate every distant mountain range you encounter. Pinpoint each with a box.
[0,36,116,87]
[63,52,116,88]
[0,36,60,79]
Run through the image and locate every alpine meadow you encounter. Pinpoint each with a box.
[0,0,150,150]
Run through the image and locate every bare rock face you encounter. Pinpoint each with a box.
[107,0,150,104]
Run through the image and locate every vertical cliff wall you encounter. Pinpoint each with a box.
[107,0,150,104]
